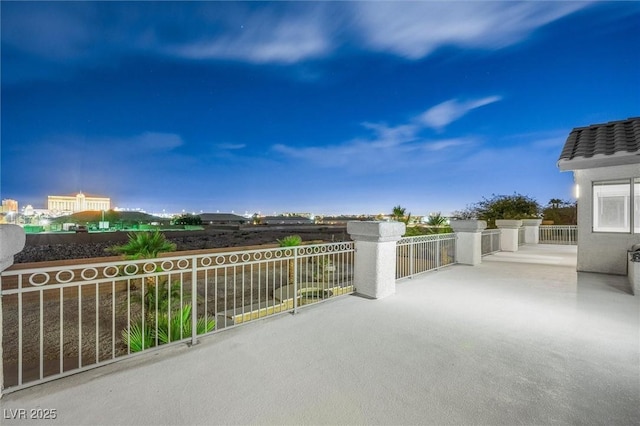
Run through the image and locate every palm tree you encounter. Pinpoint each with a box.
[277,235,302,285]
[108,230,178,316]
[548,198,563,209]
[426,212,447,234]
[392,205,407,222]
[107,230,176,259]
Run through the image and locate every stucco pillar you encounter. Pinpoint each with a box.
[450,220,486,265]
[522,219,542,244]
[347,221,405,299]
[496,220,523,252]
[0,224,26,397]
[0,224,25,271]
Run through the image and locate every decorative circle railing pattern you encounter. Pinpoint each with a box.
[10,241,355,288]
[397,233,456,245]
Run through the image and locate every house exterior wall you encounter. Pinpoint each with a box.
[574,163,640,275]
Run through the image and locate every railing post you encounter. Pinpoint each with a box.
[409,243,415,276]
[522,219,542,244]
[347,221,405,299]
[495,220,523,252]
[450,220,486,265]
[0,225,26,397]
[293,248,298,314]
[191,257,198,346]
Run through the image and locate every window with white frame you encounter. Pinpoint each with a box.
[593,178,640,233]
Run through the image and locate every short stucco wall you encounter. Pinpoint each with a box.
[573,164,640,275]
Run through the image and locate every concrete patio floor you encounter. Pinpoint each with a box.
[2,244,639,425]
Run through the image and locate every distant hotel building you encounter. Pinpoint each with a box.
[47,192,111,215]
[1,199,18,213]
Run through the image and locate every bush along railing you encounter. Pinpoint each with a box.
[539,225,577,245]
[481,229,501,256]
[0,241,354,392]
[396,233,456,279]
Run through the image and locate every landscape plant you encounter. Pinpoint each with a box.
[172,214,202,226]
[122,304,215,352]
[277,235,302,285]
[426,212,451,234]
[392,205,412,224]
[131,279,183,316]
[110,230,215,352]
[452,193,541,228]
[542,199,577,225]
[313,256,334,283]
[107,230,176,259]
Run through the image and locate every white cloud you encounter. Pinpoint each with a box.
[2,1,593,81]
[171,16,331,64]
[131,132,184,151]
[273,103,482,170]
[217,143,246,150]
[424,139,470,152]
[419,96,502,131]
[350,2,592,59]
[359,122,419,148]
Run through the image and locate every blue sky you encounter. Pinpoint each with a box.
[2,1,639,216]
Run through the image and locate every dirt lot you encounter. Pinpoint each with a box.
[15,225,349,263]
[4,225,352,387]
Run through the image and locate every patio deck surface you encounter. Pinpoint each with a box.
[2,244,639,425]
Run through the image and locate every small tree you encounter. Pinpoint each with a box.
[277,235,302,285]
[453,193,541,228]
[391,205,411,224]
[426,212,448,234]
[173,214,202,226]
[111,231,213,353]
[391,205,406,221]
[543,199,577,225]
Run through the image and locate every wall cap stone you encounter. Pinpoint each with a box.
[522,219,543,226]
[450,220,487,233]
[347,221,405,243]
[495,219,523,229]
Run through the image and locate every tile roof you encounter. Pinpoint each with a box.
[558,117,640,170]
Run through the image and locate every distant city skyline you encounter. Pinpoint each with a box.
[2,2,639,216]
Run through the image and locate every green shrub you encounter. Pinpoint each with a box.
[122,320,155,352]
[277,235,302,247]
[156,305,215,344]
[107,230,176,259]
[122,304,215,352]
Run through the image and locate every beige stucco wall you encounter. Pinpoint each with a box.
[573,164,640,275]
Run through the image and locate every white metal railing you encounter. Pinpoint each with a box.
[396,233,456,279]
[1,241,354,393]
[481,229,501,256]
[539,225,577,245]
